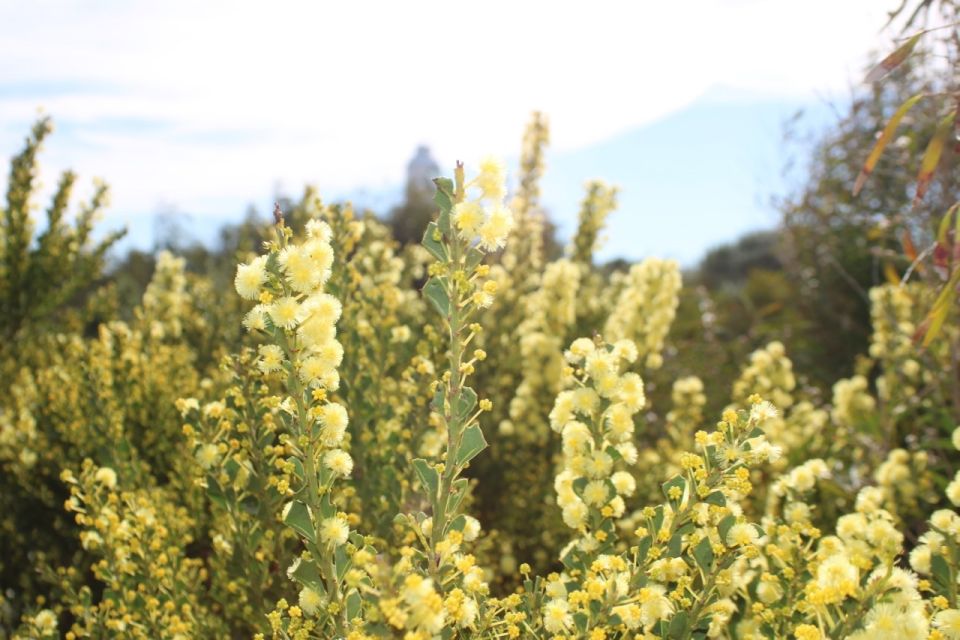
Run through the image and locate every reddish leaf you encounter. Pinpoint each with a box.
[865,33,922,83]
[901,229,919,261]
[912,316,932,344]
[900,229,927,277]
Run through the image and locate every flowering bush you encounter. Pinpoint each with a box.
[1,114,959,640]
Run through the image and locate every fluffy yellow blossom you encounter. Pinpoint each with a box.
[478,204,514,251]
[543,598,573,633]
[318,402,349,446]
[476,156,506,201]
[815,553,858,600]
[94,466,117,489]
[583,480,611,507]
[401,575,445,634]
[948,472,960,506]
[453,202,485,237]
[935,610,960,640]
[319,515,350,546]
[258,344,284,373]
[727,523,760,547]
[235,256,268,299]
[195,444,219,469]
[794,624,821,640]
[33,609,58,635]
[268,296,303,330]
[298,587,324,617]
[323,449,354,477]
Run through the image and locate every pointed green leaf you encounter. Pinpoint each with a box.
[287,457,304,481]
[423,277,449,318]
[573,612,588,633]
[431,385,445,414]
[572,477,589,499]
[455,424,487,467]
[693,536,714,571]
[319,494,336,519]
[448,514,467,532]
[421,222,447,262]
[455,387,477,419]
[652,505,666,533]
[447,477,470,514]
[704,491,726,507]
[413,458,440,500]
[336,545,351,581]
[346,590,362,621]
[433,177,454,233]
[662,475,686,503]
[669,611,690,636]
[288,556,325,591]
[239,495,259,516]
[668,530,684,557]
[206,477,227,510]
[932,553,951,592]
[636,535,652,567]
[283,501,316,544]
[465,246,485,270]
[718,514,736,543]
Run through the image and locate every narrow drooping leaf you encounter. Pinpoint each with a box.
[853,93,925,196]
[914,110,956,207]
[902,229,919,262]
[920,267,960,347]
[937,204,959,245]
[864,33,922,83]
[884,262,900,285]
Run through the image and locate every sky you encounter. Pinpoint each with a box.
[0,0,900,264]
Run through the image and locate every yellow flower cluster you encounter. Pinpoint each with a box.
[603,258,682,370]
[869,284,923,406]
[4,119,960,640]
[59,461,218,638]
[552,337,644,537]
[234,214,382,638]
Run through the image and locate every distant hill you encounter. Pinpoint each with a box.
[537,86,835,265]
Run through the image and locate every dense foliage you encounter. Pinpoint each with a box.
[3,6,960,636]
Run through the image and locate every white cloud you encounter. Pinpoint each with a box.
[0,0,896,247]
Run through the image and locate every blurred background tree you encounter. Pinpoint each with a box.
[386,145,440,245]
